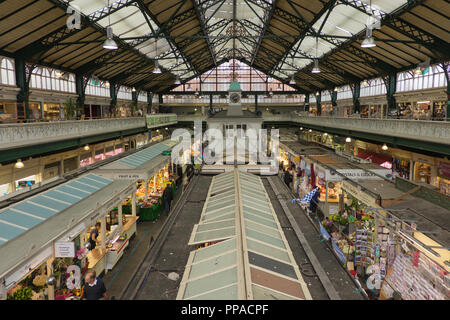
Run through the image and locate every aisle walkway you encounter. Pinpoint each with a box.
[265,176,365,300]
[101,183,185,299]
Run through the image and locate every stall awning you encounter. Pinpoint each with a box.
[357,149,392,168]
[0,174,112,246]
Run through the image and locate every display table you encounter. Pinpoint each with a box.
[139,201,162,221]
[105,216,138,270]
[122,215,138,238]
[87,248,107,276]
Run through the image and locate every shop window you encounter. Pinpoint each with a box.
[0,57,15,86]
[85,80,110,97]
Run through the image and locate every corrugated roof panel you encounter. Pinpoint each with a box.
[0,209,42,229]
[245,228,285,249]
[183,267,238,299]
[13,202,56,219]
[189,251,237,279]
[193,227,235,244]
[78,177,108,189]
[56,185,90,198]
[0,221,26,240]
[193,238,236,263]
[45,190,80,204]
[243,212,277,229]
[246,238,291,263]
[186,284,238,300]
[206,200,235,213]
[248,251,297,280]
[84,174,112,185]
[251,284,297,300]
[68,181,99,193]
[29,196,71,211]
[196,219,235,232]
[203,212,235,223]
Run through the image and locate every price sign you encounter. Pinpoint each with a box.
[55,241,75,258]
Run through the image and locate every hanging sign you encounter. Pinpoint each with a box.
[54,241,75,258]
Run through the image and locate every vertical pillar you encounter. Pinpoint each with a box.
[132,191,137,217]
[209,94,213,112]
[352,82,361,114]
[118,202,123,230]
[331,90,337,116]
[60,158,64,175]
[386,73,397,118]
[315,92,322,116]
[46,249,55,300]
[110,83,118,116]
[144,180,148,200]
[304,94,309,112]
[158,94,163,113]
[132,90,138,117]
[15,57,30,120]
[75,73,86,119]
[442,63,450,121]
[147,91,152,114]
[100,217,106,249]
[254,94,258,112]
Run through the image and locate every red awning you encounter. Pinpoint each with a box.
[357,149,392,166]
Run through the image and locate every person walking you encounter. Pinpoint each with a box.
[81,269,108,300]
[163,183,173,216]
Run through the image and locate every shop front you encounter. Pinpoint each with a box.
[437,161,450,195]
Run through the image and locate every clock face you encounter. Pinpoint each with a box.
[230,93,240,103]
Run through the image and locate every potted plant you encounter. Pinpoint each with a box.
[62,98,78,120]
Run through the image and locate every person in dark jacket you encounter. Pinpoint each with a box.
[309,188,320,217]
[81,269,108,300]
[283,170,292,187]
[163,183,173,216]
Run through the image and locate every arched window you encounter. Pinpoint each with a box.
[0,57,16,86]
[29,66,76,93]
[397,64,447,92]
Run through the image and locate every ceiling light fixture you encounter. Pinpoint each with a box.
[414,66,422,75]
[15,159,24,169]
[174,76,181,85]
[152,38,162,73]
[346,137,351,143]
[334,87,338,92]
[105,81,110,87]
[311,59,320,74]
[84,145,90,151]
[103,1,118,50]
[382,144,388,151]
[132,87,136,92]
[289,76,296,85]
[277,83,282,91]
[361,27,376,48]
[362,80,369,86]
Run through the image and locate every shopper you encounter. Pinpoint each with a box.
[81,269,108,300]
[163,183,173,216]
[89,222,101,250]
[283,169,292,187]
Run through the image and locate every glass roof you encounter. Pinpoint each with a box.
[180,170,312,300]
[279,0,408,73]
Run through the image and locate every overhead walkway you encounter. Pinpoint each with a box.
[177,114,450,156]
[0,114,178,163]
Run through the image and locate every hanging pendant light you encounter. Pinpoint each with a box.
[103,1,118,50]
[361,27,376,48]
[311,37,320,73]
[289,75,296,85]
[414,66,422,75]
[132,87,136,92]
[153,38,162,73]
[346,137,352,143]
[15,159,24,169]
[174,76,181,85]
[277,83,282,91]
[382,144,388,151]
[311,59,320,74]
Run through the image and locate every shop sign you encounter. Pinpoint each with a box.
[326,168,390,182]
[54,241,75,258]
[438,162,450,179]
[99,173,147,180]
[342,181,377,206]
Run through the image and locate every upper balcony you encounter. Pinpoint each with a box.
[0,118,146,151]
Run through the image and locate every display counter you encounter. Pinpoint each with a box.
[86,248,107,276]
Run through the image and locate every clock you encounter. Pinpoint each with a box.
[230,93,240,103]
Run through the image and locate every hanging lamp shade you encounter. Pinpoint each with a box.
[103,27,118,50]
[361,28,376,48]
[174,77,181,85]
[153,60,162,74]
[289,76,296,85]
[311,59,320,73]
